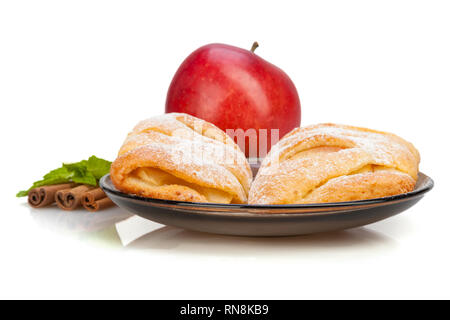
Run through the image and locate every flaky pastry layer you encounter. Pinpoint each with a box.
[249,123,420,204]
[111,113,252,204]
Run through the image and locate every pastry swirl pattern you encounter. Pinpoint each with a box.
[249,123,420,204]
[111,113,252,204]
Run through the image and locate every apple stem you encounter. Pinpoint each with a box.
[250,41,259,53]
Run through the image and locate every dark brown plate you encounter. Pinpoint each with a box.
[100,172,433,236]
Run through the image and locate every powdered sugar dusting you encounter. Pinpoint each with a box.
[250,123,420,204]
[114,113,252,203]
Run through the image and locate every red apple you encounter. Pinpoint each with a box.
[165,42,301,158]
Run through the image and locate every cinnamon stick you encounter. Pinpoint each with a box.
[28,183,76,208]
[81,188,115,212]
[55,185,95,211]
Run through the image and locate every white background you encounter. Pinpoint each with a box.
[1,0,449,299]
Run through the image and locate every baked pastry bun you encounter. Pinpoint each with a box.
[111,113,252,204]
[249,123,420,204]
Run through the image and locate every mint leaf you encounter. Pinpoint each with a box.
[63,160,88,173]
[17,156,111,197]
[43,166,73,180]
[16,172,74,197]
[87,156,111,180]
[16,190,29,197]
[72,170,97,186]
[64,159,97,186]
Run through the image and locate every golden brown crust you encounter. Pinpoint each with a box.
[299,170,416,203]
[111,113,252,204]
[249,123,420,204]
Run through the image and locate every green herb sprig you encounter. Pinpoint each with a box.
[16,156,111,197]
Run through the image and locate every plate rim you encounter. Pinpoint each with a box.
[100,172,433,210]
